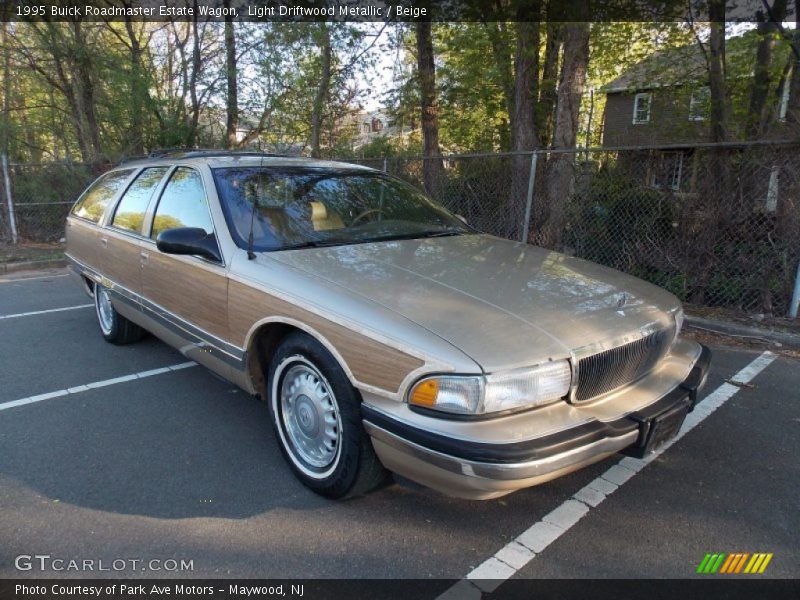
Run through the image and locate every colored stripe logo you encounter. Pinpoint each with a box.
[697,552,773,574]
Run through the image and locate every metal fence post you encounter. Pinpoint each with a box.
[521,151,538,243]
[382,157,388,173]
[790,260,800,319]
[1,154,17,244]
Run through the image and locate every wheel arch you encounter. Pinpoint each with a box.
[244,317,359,401]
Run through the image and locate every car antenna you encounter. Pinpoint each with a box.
[246,154,264,260]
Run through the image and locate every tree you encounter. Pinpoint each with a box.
[537,22,563,147]
[507,15,540,239]
[746,0,788,138]
[786,1,800,128]
[707,2,729,143]
[537,22,590,247]
[224,0,238,149]
[415,22,442,197]
[309,23,331,158]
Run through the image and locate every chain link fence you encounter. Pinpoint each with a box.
[0,161,99,243]
[2,142,799,316]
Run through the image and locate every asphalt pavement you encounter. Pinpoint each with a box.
[0,269,797,586]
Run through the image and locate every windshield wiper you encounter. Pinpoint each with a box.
[424,229,465,238]
[267,239,354,251]
[370,230,465,243]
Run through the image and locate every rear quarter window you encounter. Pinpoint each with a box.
[71,169,134,224]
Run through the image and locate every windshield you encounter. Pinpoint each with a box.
[212,167,470,251]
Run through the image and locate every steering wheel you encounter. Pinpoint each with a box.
[350,208,386,227]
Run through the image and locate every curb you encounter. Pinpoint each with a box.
[686,315,800,349]
[0,258,67,275]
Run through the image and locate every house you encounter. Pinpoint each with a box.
[599,32,796,195]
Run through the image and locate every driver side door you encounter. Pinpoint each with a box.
[140,166,231,372]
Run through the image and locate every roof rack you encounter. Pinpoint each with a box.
[120,149,292,164]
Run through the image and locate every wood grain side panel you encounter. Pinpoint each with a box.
[103,234,142,292]
[65,218,99,270]
[142,252,229,340]
[229,280,425,393]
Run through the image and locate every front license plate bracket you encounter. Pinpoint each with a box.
[623,396,691,458]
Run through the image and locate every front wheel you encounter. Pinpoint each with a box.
[94,283,143,345]
[268,332,387,499]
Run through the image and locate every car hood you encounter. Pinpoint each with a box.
[267,234,681,372]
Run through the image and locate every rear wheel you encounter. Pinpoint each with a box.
[267,332,387,499]
[94,283,143,345]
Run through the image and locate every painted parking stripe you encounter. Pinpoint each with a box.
[0,304,93,320]
[440,351,777,597]
[0,273,71,283]
[0,362,197,412]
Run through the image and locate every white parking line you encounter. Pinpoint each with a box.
[0,304,93,320]
[0,362,197,412]
[440,351,777,597]
[0,272,70,283]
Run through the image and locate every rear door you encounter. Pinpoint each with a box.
[66,169,135,274]
[101,166,171,302]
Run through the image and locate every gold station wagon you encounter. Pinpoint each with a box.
[65,151,710,500]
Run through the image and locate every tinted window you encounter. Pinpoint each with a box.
[211,167,469,251]
[71,170,134,224]
[111,167,169,233]
[151,167,213,239]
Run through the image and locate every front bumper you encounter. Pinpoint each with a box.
[363,344,711,499]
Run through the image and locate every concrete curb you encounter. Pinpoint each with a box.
[0,258,67,275]
[686,315,800,349]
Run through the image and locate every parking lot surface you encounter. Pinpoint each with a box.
[1,269,797,585]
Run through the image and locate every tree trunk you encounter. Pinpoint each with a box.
[508,17,539,240]
[415,22,442,198]
[708,4,729,143]
[746,0,788,138]
[70,22,102,165]
[310,23,331,159]
[224,3,238,149]
[187,7,202,147]
[537,22,562,148]
[124,19,145,155]
[484,21,514,150]
[786,2,800,129]
[537,22,590,248]
[691,0,730,304]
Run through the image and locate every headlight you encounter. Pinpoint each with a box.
[408,361,572,416]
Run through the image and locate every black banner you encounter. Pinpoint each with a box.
[1,0,796,23]
[1,579,800,600]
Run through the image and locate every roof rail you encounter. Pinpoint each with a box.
[119,149,294,164]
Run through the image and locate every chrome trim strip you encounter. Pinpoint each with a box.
[363,421,638,481]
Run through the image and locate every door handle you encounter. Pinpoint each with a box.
[99,237,108,247]
[140,251,149,266]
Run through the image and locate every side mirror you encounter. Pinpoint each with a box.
[156,227,222,263]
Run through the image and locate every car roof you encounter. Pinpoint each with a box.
[118,151,376,172]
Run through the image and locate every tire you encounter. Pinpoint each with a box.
[267,332,388,499]
[94,283,144,345]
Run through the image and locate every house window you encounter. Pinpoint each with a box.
[633,92,651,124]
[779,68,792,122]
[689,86,710,121]
[650,151,685,191]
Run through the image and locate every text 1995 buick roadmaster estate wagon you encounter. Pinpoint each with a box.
[65,151,710,500]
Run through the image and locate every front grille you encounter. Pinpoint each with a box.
[574,327,674,403]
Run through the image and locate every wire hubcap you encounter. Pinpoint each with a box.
[280,363,341,470]
[96,286,114,334]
